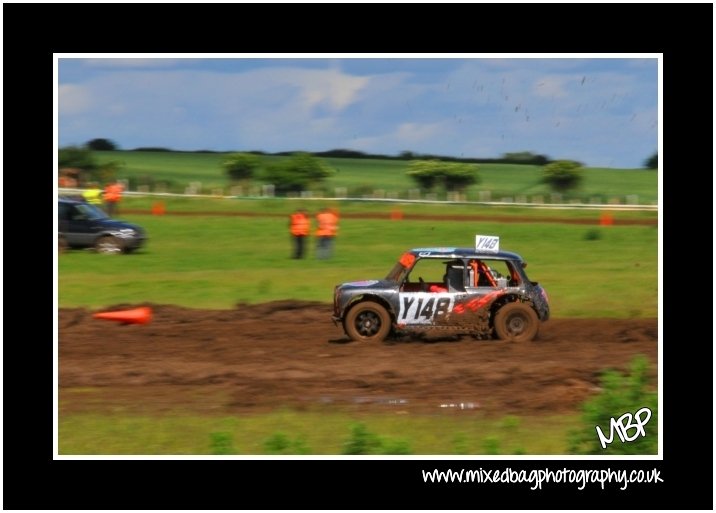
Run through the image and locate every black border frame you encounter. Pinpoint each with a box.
[4,2,712,510]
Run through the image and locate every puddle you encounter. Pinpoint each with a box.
[439,402,480,410]
[318,396,409,406]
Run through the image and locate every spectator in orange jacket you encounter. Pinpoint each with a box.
[103,179,124,217]
[315,207,339,259]
[289,208,310,259]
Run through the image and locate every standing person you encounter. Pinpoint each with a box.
[315,207,339,259]
[289,208,310,259]
[82,182,103,207]
[103,179,124,217]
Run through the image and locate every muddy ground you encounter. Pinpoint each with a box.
[59,301,657,417]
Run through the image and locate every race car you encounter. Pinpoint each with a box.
[332,235,549,343]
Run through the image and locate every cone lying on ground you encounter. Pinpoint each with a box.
[93,306,152,325]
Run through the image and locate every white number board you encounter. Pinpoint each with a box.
[475,235,500,253]
[398,293,455,325]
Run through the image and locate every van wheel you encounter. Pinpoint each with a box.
[58,236,68,254]
[95,236,124,254]
[344,302,391,343]
[493,302,539,342]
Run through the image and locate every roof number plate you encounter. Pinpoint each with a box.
[475,235,500,253]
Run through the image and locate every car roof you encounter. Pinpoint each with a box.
[59,197,84,204]
[408,247,524,261]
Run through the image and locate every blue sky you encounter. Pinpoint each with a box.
[57,55,658,168]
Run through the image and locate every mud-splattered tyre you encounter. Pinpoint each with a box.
[493,302,539,342]
[344,302,391,343]
[95,236,124,254]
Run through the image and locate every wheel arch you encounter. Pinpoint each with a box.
[344,294,396,323]
[489,293,538,327]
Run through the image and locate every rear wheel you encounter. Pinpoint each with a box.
[58,236,68,254]
[493,302,539,342]
[344,302,391,343]
[95,236,124,254]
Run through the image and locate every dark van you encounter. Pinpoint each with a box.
[58,197,146,254]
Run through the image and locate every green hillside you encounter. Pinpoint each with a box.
[92,150,658,204]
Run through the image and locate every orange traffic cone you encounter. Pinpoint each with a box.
[93,306,152,325]
[151,201,166,215]
[599,212,614,226]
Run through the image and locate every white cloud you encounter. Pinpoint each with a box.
[296,70,370,111]
[394,122,445,143]
[58,84,92,114]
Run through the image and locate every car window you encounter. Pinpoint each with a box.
[405,258,445,285]
[75,203,109,220]
[467,259,520,287]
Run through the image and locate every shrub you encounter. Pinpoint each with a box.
[584,229,602,241]
[209,432,236,455]
[263,432,310,455]
[568,355,657,455]
[342,422,413,455]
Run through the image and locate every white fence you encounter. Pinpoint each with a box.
[58,188,658,212]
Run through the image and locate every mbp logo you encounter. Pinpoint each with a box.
[596,407,652,449]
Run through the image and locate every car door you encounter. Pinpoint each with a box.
[396,258,467,326]
[66,204,99,247]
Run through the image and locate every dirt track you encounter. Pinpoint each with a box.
[59,301,658,417]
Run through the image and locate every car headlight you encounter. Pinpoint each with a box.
[114,229,137,238]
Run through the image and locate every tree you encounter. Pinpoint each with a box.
[261,152,334,194]
[87,138,118,151]
[443,164,479,191]
[406,160,441,190]
[59,145,96,170]
[59,145,104,185]
[58,145,124,185]
[542,160,583,193]
[406,160,479,192]
[644,153,657,169]
[223,152,261,182]
[502,151,550,166]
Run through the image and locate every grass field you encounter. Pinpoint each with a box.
[58,198,658,317]
[58,408,578,456]
[93,150,659,204]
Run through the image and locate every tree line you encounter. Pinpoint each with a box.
[59,138,658,196]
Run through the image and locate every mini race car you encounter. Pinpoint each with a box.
[332,235,549,343]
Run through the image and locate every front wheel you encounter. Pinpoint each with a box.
[344,302,391,343]
[493,302,539,342]
[95,236,124,254]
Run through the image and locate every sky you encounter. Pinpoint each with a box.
[57,55,659,168]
